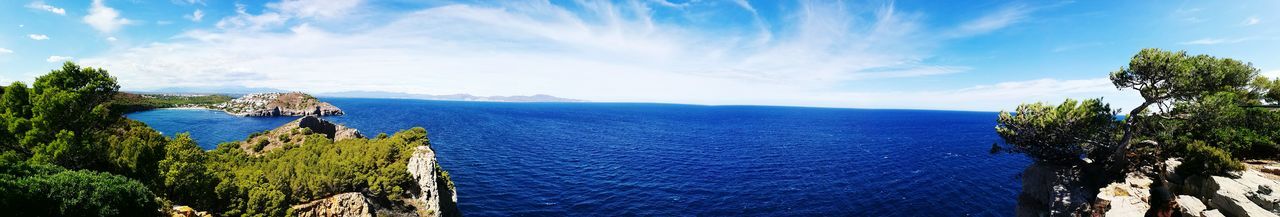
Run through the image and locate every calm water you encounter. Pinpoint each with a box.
[128,98,1030,216]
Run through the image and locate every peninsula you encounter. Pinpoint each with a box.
[112,92,344,117]
[207,92,344,117]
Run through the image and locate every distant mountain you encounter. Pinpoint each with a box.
[317,91,585,102]
[137,86,291,95]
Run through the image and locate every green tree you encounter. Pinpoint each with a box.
[996,98,1119,165]
[1107,48,1257,162]
[158,133,217,210]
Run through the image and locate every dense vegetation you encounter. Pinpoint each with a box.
[0,62,442,216]
[110,92,233,113]
[995,48,1280,177]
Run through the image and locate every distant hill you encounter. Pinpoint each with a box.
[136,86,290,95]
[317,91,585,102]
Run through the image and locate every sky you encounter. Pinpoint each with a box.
[1,0,1278,111]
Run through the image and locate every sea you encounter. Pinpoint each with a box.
[126,97,1030,216]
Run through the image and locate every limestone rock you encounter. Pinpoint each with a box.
[169,206,212,217]
[1177,195,1207,217]
[1208,176,1279,217]
[240,116,363,155]
[408,146,460,217]
[1201,209,1226,217]
[290,192,375,217]
[1017,162,1090,216]
[1097,174,1151,217]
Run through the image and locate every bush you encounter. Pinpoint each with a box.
[1176,141,1245,177]
[0,159,159,217]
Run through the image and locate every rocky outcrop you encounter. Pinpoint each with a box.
[1017,162,1091,216]
[1177,195,1207,217]
[297,115,363,141]
[169,206,212,217]
[407,146,459,217]
[210,92,343,117]
[290,192,376,217]
[1096,174,1152,216]
[1206,174,1279,217]
[240,116,363,155]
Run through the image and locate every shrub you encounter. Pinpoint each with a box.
[996,98,1119,165]
[1176,141,1245,177]
[0,159,159,217]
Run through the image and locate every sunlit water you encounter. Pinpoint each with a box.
[128,98,1029,216]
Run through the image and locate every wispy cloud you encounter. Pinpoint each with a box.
[46,56,72,62]
[0,48,13,54]
[947,4,1031,37]
[185,9,204,22]
[26,1,65,15]
[1242,16,1260,26]
[83,0,132,33]
[28,34,49,40]
[1179,37,1251,45]
[82,1,1048,109]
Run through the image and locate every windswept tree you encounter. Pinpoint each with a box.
[1107,48,1257,163]
[995,98,1119,165]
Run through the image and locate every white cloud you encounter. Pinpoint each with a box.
[26,1,66,15]
[1243,16,1260,26]
[28,34,49,40]
[186,9,204,22]
[267,0,362,19]
[83,1,1051,110]
[83,0,132,33]
[1262,70,1280,79]
[107,37,118,41]
[156,20,174,25]
[46,56,73,62]
[0,48,13,54]
[1179,37,1251,45]
[948,5,1030,37]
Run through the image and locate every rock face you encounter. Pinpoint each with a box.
[407,146,460,217]
[210,92,343,117]
[1017,162,1091,216]
[290,192,376,217]
[1096,174,1152,216]
[1176,195,1207,217]
[240,116,363,154]
[1206,173,1280,217]
[297,115,363,141]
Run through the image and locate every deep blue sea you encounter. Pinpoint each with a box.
[127,98,1030,216]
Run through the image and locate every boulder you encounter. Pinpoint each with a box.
[1177,195,1207,217]
[408,146,460,217]
[1208,176,1279,217]
[1097,174,1151,217]
[290,192,375,217]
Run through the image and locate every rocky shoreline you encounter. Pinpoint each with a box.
[207,92,344,117]
[1017,159,1280,217]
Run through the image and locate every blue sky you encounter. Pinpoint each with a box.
[1,0,1278,111]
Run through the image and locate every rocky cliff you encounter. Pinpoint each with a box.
[240,115,363,155]
[408,146,460,217]
[210,92,343,117]
[255,116,460,217]
[1086,159,1280,217]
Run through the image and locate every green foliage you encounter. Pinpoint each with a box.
[996,98,1119,165]
[0,159,159,216]
[109,92,233,113]
[1175,141,1245,176]
[207,127,431,215]
[1110,48,1256,102]
[158,133,217,209]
